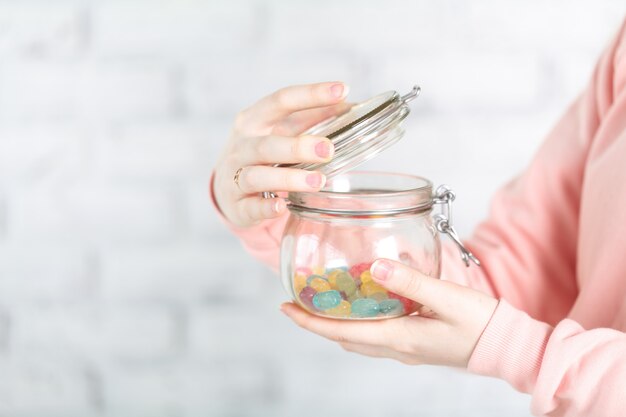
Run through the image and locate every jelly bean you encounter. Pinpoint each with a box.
[309,277,331,292]
[306,274,327,285]
[360,270,373,284]
[349,265,362,279]
[388,292,415,314]
[350,262,373,280]
[326,300,351,317]
[294,274,307,294]
[312,266,326,276]
[293,263,415,318]
[360,281,387,297]
[298,286,317,310]
[295,267,312,276]
[336,273,357,296]
[327,269,345,288]
[313,290,342,310]
[379,299,404,315]
[347,290,362,303]
[368,292,388,302]
[351,298,380,318]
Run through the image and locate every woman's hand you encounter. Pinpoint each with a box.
[281,259,498,368]
[213,82,351,227]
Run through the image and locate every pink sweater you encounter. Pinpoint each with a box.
[211,20,626,416]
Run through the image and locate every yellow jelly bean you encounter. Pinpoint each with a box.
[312,266,326,276]
[309,277,331,292]
[360,270,373,284]
[294,274,307,294]
[326,300,351,317]
[361,281,387,297]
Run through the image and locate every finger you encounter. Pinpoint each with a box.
[234,196,287,225]
[370,259,464,318]
[239,82,350,132]
[280,302,397,347]
[238,134,334,166]
[273,101,353,136]
[236,166,325,194]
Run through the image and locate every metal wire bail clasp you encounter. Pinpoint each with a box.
[401,85,421,103]
[433,185,480,267]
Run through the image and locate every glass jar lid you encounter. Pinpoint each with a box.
[290,85,421,179]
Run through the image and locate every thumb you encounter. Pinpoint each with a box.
[370,259,461,317]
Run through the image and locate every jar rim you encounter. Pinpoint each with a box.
[288,171,434,217]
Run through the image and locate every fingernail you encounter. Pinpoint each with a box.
[306,173,323,188]
[315,141,331,158]
[272,199,284,213]
[371,260,393,281]
[330,83,349,99]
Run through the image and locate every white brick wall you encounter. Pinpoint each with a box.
[1,1,625,416]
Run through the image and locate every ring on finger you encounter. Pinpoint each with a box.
[233,167,245,192]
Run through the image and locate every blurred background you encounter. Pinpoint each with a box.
[0,1,625,416]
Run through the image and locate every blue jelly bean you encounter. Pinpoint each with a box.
[351,298,380,318]
[313,290,342,310]
[378,299,404,315]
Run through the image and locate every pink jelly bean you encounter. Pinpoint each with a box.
[352,262,373,277]
[299,286,318,310]
[295,267,313,276]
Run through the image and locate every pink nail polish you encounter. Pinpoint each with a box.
[371,260,393,281]
[306,173,322,188]
[315,141,330,158]
[330,83,346,99]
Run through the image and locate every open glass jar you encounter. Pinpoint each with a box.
[266,86,479,319]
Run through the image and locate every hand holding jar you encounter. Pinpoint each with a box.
[280,259,499,368]
[212,82,351,228]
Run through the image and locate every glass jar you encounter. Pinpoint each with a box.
[279,171,477,319]
[266,85,479,319]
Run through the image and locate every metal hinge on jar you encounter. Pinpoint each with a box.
[433,185,480,267]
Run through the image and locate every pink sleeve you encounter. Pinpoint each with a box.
[441,20,625,325]
[468,300,626,416]
[440,90,587,325]
[464,19,626,416]
[209,174,286,273]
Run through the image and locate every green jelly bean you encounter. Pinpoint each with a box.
[368,292,388,302]
[312,290,342,310]
[336,272,357,296]
[347,290,362,303]
[379,299,404,315]
[351,298,380,318]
